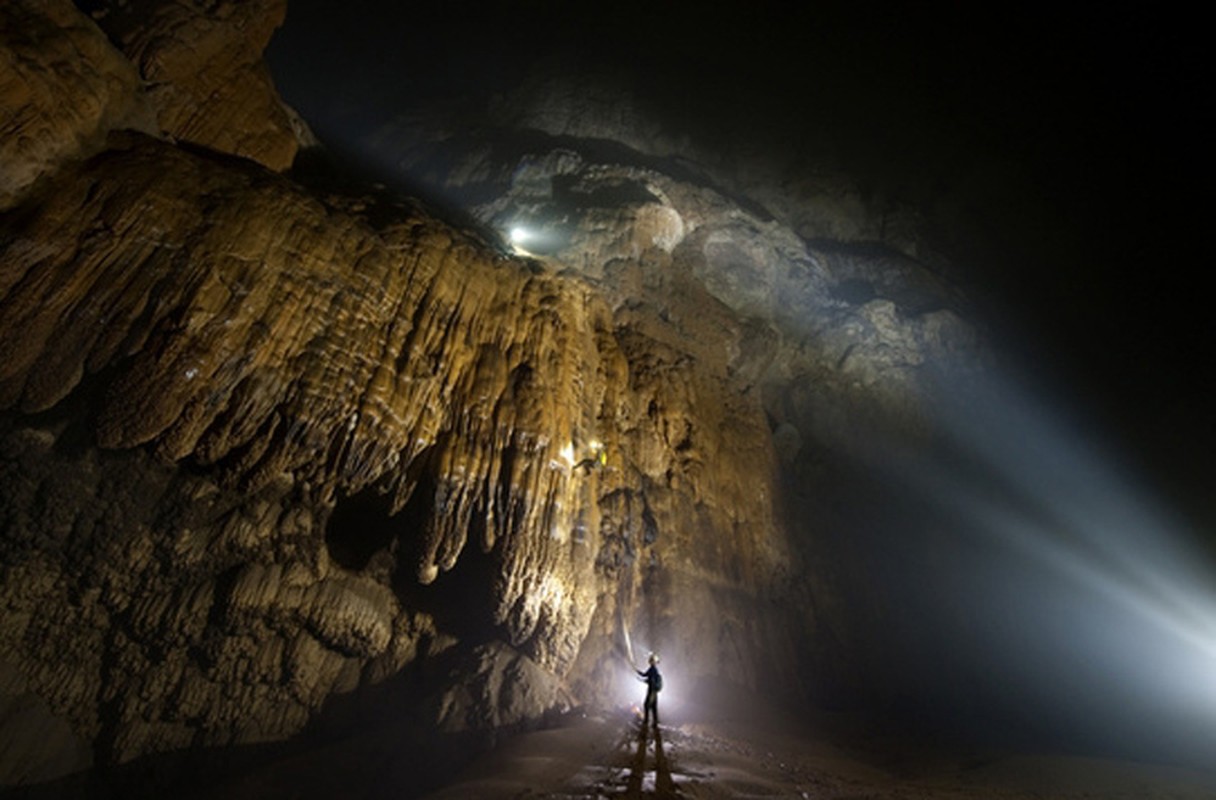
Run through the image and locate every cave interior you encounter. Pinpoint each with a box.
[1,1,1214,798]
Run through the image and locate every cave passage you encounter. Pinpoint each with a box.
[325,485,400,571]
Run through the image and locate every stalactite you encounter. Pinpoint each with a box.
[0,1,986,778]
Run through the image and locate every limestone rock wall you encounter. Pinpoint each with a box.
[0,0,985,790]
[1,0,299,217]
[362,72,988,708]
[0,129,793,782]
[0,0,154,209]
[367,103,982,459]
[451,69,949,266]
[86,0,301,171]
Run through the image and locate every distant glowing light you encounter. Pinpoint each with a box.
[506,223,556,256]
[507,225,541,255]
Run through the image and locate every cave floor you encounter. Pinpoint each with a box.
[418,711,1216,800]
[177,702,1216,800]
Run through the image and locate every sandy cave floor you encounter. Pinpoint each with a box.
[418,709,1216,800]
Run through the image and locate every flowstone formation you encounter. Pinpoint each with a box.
[0,0,982,794]
[367,72,984,692]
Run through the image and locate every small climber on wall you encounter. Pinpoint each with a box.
[637,652,662,728]
[574,440,607,473]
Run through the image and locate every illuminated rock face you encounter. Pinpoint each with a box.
[0,0,153,209]
[0,0,299,214]
[0,0,979,789]
[0,131,793,772]
[84,0,303,171]
[371,84,980,473]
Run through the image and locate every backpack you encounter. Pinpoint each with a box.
[653,672,663,692]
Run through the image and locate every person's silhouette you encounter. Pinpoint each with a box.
[636,652,662,728]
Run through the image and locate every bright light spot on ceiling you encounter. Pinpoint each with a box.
[508,225,542,255]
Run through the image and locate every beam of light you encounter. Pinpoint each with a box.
[611,610,694,720]
[621,613,637,668]
[861,364,1216,765]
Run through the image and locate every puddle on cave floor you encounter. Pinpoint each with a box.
[417,708,1216,800]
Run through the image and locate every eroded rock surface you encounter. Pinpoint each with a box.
[368,88,981,459]
[0,1,984,794]
[0,129,796,784]
[0,0,300,216]
[0,0,153,209]
[86,0,302,170]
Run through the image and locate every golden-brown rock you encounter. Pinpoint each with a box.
[0,133,794,778]
[0,3,997,790]
[88,0,300,170]
[0,0,153,209]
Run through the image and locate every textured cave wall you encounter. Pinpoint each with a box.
[0,1,815,788]
[0,0,153,209]
[358,72,987,701]
[0,132,796,777]
[81,0,305,170]
[0,0,300,216]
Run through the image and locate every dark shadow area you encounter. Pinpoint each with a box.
[387,477,502,645]
[652,724,675,796]
[2,645,564,800]
[325,442,507,641]
[0,363,133,463]
[627,714,685,797]
[3,719,481,800]
[324,484,399,571]
[621,717,678,800]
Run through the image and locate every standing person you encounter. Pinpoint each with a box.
[637,652,662,727]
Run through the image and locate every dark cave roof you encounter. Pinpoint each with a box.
[267,1,1215,522]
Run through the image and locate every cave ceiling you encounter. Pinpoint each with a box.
[267,0,1214,514]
